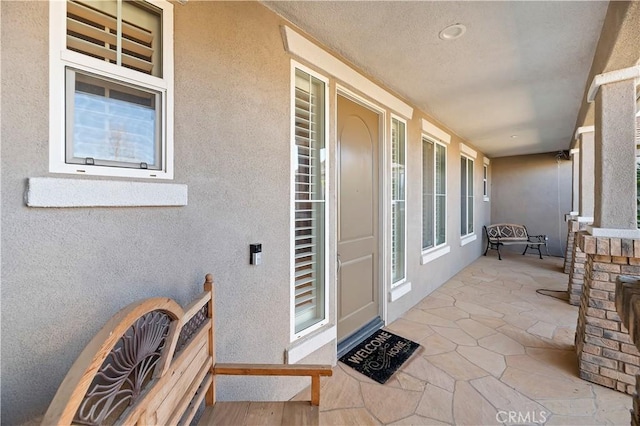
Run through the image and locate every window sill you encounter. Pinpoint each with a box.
[389,281,412,302]
[287,325,336,364]
[460,234,477,246]
[421,245,450,265]
[26,177,188,207]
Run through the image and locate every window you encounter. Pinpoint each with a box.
[292,66,327,336]
[50,0,174,179]
[483,164,489,200]
[422,136,447,251]
[461,156,474,237]
[391,117,407,285]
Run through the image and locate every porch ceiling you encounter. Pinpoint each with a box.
[264,1,609,158]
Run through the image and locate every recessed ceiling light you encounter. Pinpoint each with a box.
[439,24,466,41]
[510,135,518,139]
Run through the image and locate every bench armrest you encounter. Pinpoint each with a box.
[214,363,333,406]
[527,234,547,243]
[214,363,332,376]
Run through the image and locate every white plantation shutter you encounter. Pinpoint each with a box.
[67,0,162,77]
[391,118,406,284]
[293,69,326,334]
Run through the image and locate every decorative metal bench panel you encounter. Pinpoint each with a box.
[42,274,332,426]
[483,223,547,260]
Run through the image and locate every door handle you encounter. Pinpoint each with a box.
[337,254,342,273]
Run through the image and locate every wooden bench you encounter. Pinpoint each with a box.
[483,223,547,260]
[42,274,332,426]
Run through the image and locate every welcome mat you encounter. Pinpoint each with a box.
[339,329,420,384]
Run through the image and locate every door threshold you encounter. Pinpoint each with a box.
[337,317,384,358]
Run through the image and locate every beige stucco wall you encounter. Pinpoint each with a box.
[1,2,490,423]
[1,2,302,423]
[491,153,572,257]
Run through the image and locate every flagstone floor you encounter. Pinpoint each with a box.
[297,252,633,425]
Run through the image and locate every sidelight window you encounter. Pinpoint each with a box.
[292,66,328,336]
[391,117,407,285]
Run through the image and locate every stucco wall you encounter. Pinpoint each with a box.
[1,2,303,423]
[491,153,572,257]
[1,2,491,423]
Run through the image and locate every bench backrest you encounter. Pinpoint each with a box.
[42,275,216,426]
[485,223,529,241]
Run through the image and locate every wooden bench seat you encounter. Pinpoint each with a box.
[42,274,332,426]
[200,401,318,426]
[483,223,547,260]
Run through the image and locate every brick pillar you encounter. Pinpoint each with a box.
[575,233,640,394]
[615,277,640,425]
[564,222,576,274]
[567,224,588,305]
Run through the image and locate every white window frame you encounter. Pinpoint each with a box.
[460,150,476,243]
[290,61,330,341]
[49,0,174,179]
[391,115,407,288]
[421,135,449,263]
[483,158,490,202]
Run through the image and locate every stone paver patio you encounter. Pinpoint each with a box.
[297,252,633,425]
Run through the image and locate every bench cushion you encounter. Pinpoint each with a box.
[485,224,528,241]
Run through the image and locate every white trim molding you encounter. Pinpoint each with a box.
[281,26,413,119]
[587,226,640,239]
[421,119,451,144]
[461,234,477,246]
[421,245,450,265]
[26,178,187,207]
[574,125,595,141]
[587,65,640,103]
[389,281,412,302]
[459,142,477,159]
[286,325,337,364]
[578,216,594,223]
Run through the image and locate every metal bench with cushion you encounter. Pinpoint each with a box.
[483,223,547,260]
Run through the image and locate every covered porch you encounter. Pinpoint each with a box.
[298,253,632,425]
[2,1,640,424]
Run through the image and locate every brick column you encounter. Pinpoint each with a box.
[565,129,593,300]
[567,224,588,305]
[615,277,640,425]
[574,67,640,395]
[564,219,577,274]
[575,233,640,394]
